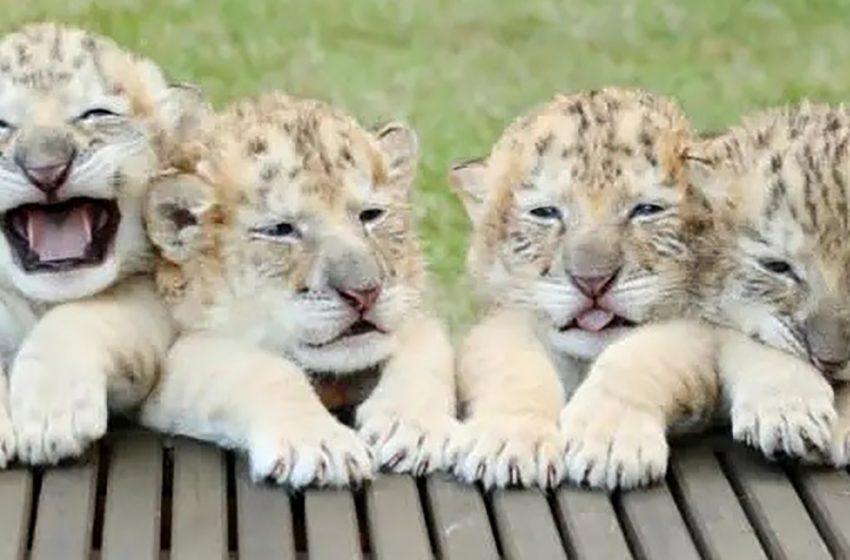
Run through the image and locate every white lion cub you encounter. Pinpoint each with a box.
[0,23,205,465]
[140,93,457,487]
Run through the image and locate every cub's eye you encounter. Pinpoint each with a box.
[77,108,120,121]
[359,208,385,224]
[629,203,666,219]
[252,222,297,239]
[759,258,797,278]
[0,119,14,131]
[529,206,562,220]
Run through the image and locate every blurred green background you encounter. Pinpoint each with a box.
[6,0,850,329]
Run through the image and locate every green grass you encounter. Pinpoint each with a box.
[6,0,850,329]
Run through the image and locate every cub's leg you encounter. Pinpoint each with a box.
[718,329,836,460]
[139,333,373,488]
[10,278,172,465]
[560,320,719,489]
[356,314,457,475]
[446,308,566,488]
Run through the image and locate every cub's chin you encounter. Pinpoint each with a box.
[549,320,637,361]
[291,324,395,375]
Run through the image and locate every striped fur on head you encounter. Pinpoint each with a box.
[451,87,711,360]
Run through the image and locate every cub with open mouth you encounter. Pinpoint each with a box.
[0,23,206,465]
[141,93,456,487]
[447,87,711,488]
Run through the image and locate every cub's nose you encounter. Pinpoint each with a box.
[13,129,77,195]
[17,160,74,194]
[335,286,382,314]
[570,271,619,298]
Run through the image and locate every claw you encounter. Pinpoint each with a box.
[386,449,407,471]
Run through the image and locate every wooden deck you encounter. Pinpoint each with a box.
[1,431,849,560]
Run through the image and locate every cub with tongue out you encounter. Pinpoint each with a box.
[0,23,207,466]
[446,87,712,488]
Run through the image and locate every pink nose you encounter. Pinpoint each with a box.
[336,286,381,313]
[571,273,618,297]
[21,161,73,194]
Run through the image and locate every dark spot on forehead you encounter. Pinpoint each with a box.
[339,146,354,165]
[260,164,280,182]
[770,153,782,172]
[288,166,302,180]
[15,43,30,66]
[246,136,268,156]
[535,133,553,156]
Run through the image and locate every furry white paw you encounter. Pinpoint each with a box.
[249,414,374,488]
[560,395,668,489]
[447,415,563,489]
[357,406,458,476]
[731,388,836,460]
[10,358,107,465]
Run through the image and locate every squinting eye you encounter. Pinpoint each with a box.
[629,203,666,219]
[253,222,297,239]
[529,206,562,220]
[359,208,385,223]
[759,258,797,278]
[77,108,120,121]
[0,119,13,131]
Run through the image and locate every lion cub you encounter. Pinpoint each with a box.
[447,87,712,487]
[141,93,456,486]
[560,103,844,488]
[0,23,204,466]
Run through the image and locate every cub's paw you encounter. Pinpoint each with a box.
[560,394,668,489]
[447,415,563,489]
[731,387,836,460]
[249,414,374,488]
[357,406,458,476]
[10,358,107,465]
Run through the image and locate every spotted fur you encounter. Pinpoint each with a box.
[142,93,457,484]
[0,23,206,467]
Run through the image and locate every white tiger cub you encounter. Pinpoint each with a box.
[0,23,206,465]
[446,87,714,488]
[560,103,845,489]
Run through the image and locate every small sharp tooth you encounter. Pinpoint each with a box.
[81,207,93,244]
[97,207,109,230]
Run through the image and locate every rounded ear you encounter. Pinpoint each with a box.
[683,134,738,210]
[373,122,418,189]
[448,157,488,223]
[155,83,212,167]
[145,172,220,263]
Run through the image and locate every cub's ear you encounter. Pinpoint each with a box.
[448,157,488,223]
[683,134,737,210]
[373,122,419,189]
[145,172,219,263]
[155,83,212,166]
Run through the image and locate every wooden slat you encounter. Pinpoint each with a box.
[236,459,296,560]
[304,488,362,560]
[721,446,830,560]
[554,487,630,560]
[669,446,766,560]
[366,476,432,560]
[426,475,499,559]
[171,439,226,560]
[491,488,565,559]
[30,456,97,560]
[618,483,700,560]
[101,434,162,560]
[0,470,32,560]
[791,467,850,558]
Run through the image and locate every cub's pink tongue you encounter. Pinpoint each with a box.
[576,309,615,332]
[26,207,92,261]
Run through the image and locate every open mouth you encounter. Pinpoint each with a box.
[559,308,637,333]
[2,197,120,273]
[307,319,384,348]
